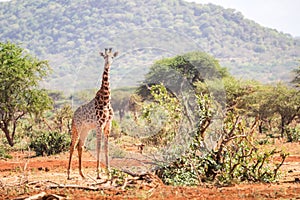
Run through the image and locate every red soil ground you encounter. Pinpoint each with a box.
[1,142,300,199]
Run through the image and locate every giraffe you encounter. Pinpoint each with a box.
[67,48,118,180]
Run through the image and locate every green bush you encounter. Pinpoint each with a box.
[159,143,287,186]
[157,94,288,186]
[29,131,71,156]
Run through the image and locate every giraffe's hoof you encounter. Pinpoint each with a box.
[80,174,86,179]
[96,172,110,180]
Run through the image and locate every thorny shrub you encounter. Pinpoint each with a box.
[141,84,182,146]
[157,93,288,186]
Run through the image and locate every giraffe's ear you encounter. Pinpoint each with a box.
[113,52,119,57]
[100,52,105,57]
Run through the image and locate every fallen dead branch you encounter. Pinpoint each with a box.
[49,184,105,191]
[14,191,65,200]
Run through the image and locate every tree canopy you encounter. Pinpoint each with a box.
[139,51,228,98]
[0,41,52,146]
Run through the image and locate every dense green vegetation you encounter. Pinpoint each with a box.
[0,0,299,92]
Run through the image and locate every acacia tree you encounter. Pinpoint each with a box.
[248,82,300,137]
[270,83,300,137]
[0,41,52,146]
[138,51,228,128]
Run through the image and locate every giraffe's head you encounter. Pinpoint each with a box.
[100,48,118,66]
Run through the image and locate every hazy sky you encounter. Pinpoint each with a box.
[185,0,300,37]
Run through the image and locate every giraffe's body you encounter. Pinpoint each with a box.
[73,99,97,133]
[67,48,118,180]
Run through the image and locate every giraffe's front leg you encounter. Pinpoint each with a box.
[103,120,112,175]
[104,133,109,174]
[96,125,102,179]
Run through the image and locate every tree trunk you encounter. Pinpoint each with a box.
[119,109,125,122]
[280,117,285,138]
[258,120,263,134]
[1,126,14,146]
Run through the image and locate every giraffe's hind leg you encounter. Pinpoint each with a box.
[67,123,78,180]
[67,145,75,180]
[78,139,85,179]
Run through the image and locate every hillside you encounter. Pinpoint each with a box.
[0,0,299,93]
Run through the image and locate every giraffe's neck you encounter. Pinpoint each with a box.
[96,63,111,105]
[101,63,110,91]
